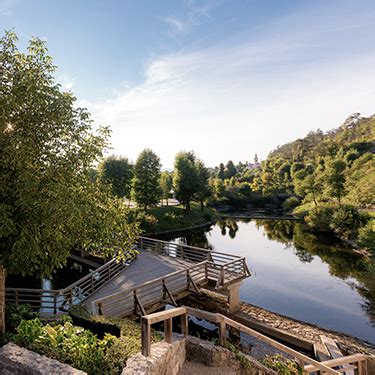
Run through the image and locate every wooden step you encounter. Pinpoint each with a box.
[320,336,354,375]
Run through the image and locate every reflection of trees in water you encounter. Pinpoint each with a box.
[175,229,214,250]
[257,220,375,324]
[255,219,294,247]
[217,219,239,239]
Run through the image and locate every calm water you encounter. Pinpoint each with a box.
[161,219,375,344]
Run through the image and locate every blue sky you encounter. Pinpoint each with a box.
[1,0,375,168]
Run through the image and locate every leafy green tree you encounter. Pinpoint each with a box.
[0,32,139,330]
[195,159,212,210]
[225,160,237,179]
[131,149,161,209]
[321,155,347,204]
[217,163,226,180]
[173,151,199,212]
[159,171,172,206]
[98,156,133,199]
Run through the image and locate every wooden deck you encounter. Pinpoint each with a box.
[83,251,196,308]
[87,237,250,318]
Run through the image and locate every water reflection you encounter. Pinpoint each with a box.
[162,219,375,343]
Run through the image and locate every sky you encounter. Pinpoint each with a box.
[1,0,375,168]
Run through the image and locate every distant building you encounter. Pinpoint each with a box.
[245,153,261,171]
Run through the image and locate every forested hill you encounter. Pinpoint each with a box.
[268,113,374,162]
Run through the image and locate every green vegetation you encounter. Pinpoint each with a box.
[173,151,211,212]
[0,31,138,297]
[262,354,302,375]
[131,148,162,209]
[98,156,133,200]
[130,202,217,234]
[1,304,160,374]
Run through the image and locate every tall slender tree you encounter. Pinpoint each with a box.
[173,151,199,212]
[160,171,172,206]
[131,149,162,209]
[98,156,133,199]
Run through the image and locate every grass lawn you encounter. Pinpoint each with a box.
[134,202,218,234]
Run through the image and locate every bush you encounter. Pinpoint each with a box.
[5,304,38,333]
[329,205,369,240]
[357,219,375,252]
[69,305,121,339]
[305,206,335,232]
[282,196,300,211]
[262,354,301,375]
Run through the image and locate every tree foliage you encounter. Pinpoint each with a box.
[0,31,139,277]
[131,149,161,209]
[98,156,133,198]
[159,171,172,205]
[173,151,199,212]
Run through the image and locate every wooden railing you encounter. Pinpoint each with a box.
[91,261,208,317]
[141,306,371,374]
[137,236,250,288]
[6,255,133,313]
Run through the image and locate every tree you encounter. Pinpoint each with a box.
[217,163,226,180]
[0,32,139,330]
[160,171,172,206]
[98,156,133,199]
[321,155,347,204]
[225,160,237,179]
[173,151,199,212]
[131,149,161,209]
[195,159,212,210]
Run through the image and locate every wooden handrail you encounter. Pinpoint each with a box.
[91,261,207,314]
[6,253,133,312]
[139,306,372,374]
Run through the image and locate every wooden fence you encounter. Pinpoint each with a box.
[138,236,250,288]
[6,255,132,313]
[141,306,370,374]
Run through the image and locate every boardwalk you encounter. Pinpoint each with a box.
[6,236,250,318]
[83,251,195,308]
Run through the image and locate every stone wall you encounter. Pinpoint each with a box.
[122,337,186,375]
[123,335,275,375]
[0,343,86,374]
[186,336,276,375]
[0,265,5,332]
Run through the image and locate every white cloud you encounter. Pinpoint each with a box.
[0,0,18,16]
[83,3,375,168]
[59,74,75,91]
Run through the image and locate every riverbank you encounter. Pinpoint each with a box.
[137,202,218,236]
[182,290,375,355]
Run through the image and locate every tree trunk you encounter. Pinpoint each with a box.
[0,265,5,332]
[185,201,191,214]
[200,199,204,210]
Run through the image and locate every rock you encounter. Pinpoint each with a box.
[0,343,86,375]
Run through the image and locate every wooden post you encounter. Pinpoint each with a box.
[205,262,208,283]
[53,293,57,315]
[227,281,241,313]
[181,313,188,336]
[165,317,172,343]
[91,275,94,293]
[219,320,226,346]
[15,290,19,306]
[0,265,5,332]
[220,265,225,287]
[141,317,151,356]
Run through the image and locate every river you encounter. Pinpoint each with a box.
[160,218,375,344]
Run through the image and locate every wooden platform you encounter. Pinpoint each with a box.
[83,251,196,308]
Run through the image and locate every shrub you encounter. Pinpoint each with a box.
[69,305,121,338]
[282,196,300,211]
[357,219,375,253]
[14,318,43,347]
[262,354,301,375]
[329,205,369,240]
[5,304,38,333]
[305,206,336,232]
